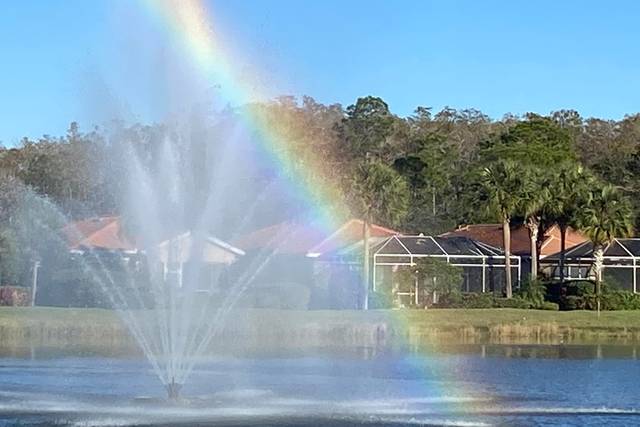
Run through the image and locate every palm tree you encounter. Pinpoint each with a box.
[481,160,531,298]
[543,164,592,283]
[519,167,549,279]
[577,184,633,312]
[350,160,409,309]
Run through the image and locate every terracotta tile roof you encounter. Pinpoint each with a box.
[538,225,589,256]
[440,224,530,255]
[233,219,400,256]
[440,223,588,257]
[307,219,399,257]
[62,216,137,252]
[232,222,327,255]
[63,217,247,261]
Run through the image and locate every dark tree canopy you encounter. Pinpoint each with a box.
[482,115,576,167]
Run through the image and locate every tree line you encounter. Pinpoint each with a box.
[0,96,639,305]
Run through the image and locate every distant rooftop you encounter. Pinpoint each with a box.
[306,219,399,258]
[375,235,506,258]
[440,223,587,258]
[62,216,136,252]
[233,219,400,257]
[543,238,640,261]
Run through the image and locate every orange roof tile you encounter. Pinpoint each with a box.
[232,222,327,255]
[440,223,588,257]
[62,216,137,252]
[539,225,589,257]
[233,219,400,256]
[307,219,399,256]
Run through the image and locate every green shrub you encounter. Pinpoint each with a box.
[599,290,640,310]
[397,258,463,308]
[433,292,565,310]
[437,291,463,308]
[540,301,559,311]
[560,288,640,311]
[493,297,532,309]
[566,280,595,297]
[516,278,547,308]
[577,281,596,295]
[560,295,585,310]
[435,293,537,309]
[432,292,492,309]
[461,292,494,308]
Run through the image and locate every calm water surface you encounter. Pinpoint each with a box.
[0,344,638,426]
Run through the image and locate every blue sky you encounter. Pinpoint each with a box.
[1,0,639,144]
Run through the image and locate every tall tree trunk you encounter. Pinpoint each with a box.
[31,260,40,307]
[431,185,436,216]
[526,217,539,280]
[559,224,567,284]
[536,223,545,275]
[593,244,604,315]
[503,219,513,298]
[363,218,371,310]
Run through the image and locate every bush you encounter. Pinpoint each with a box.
[560,287,640,311]
[600,290,640,310]
[560,295,585,310]
[540,301,560,311]
[493,297,533,309]
[461,292,494,308]
[437,291,463,308]
[576,281,596,296]
[560,281,596,310]
[433,293,542,309]
[516,278,547,308]
[565,280,595,297]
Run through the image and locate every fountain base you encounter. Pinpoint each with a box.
[166,380,182,401]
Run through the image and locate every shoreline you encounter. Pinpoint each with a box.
[2,307,640,349]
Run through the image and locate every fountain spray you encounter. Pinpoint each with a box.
[166,377,182,400]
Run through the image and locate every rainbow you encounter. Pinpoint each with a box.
[137,0,484,412]
[140,0,345,231]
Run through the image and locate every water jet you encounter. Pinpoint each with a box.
[166,378,182,401]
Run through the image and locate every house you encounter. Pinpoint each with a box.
[307,220,400,309]
[230,221,327,307]
[540,238,640,292]
[440,223,588,279]
[232,219,400,309]
[63,216,243,261]
[56,216,244,304]
[372,235,521,306]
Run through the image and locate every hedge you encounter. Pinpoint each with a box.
[433,293,534,309]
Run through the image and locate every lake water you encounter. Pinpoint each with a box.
[0,344,639,426]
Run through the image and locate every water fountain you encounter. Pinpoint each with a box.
[63,124,298,402]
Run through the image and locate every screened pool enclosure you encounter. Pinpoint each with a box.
[540,238,640,293]
[373,235,521,306]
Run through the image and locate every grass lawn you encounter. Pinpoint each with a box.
[392,308,640,328]
[1,307,640,345]
[0,306,119,324]
[3,306,640,328]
